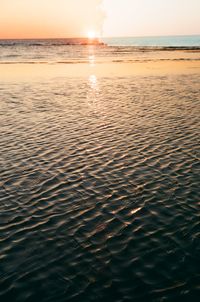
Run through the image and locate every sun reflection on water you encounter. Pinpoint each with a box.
[87,74,107,128]
[87,74,98,108]
[88,45,96,66]
[89,74,97,89]
[88,55,95,66]
[87,45,98,107]
[86,46,108,124]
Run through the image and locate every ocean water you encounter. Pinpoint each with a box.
[0,36,200,64]
[0,39,200,302]
[103,35,200,47]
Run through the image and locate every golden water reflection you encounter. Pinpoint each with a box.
[87,73,108,124]
[88,45,96,66]
[88,55,95,66]
[87,74,98,108]
[89,74,97,89]
[87,73,107,127]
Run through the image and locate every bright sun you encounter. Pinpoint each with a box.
[87,30,96,39]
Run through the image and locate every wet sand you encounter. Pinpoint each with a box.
[0,49,200,302]
[0,60,200,82]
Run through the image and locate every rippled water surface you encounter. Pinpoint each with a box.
[0,74,200,302]
[0,38,200,64]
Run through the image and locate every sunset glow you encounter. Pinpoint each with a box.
[87,31,97,40]
[0,0,200,39]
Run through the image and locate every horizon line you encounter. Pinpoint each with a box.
[0,33,200,40]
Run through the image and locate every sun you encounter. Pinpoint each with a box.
[87,30,96,39]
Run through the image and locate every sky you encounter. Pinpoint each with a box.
[103,0,200,37]
[0,0,199,38]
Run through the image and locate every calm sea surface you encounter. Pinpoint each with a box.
[104,35,200,47]
[0,37,200,302]
[0,35,200,64]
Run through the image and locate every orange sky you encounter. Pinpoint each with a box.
[0,0,199,38]
[0,0,104,39]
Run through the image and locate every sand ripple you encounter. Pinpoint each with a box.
[0,74,200,301]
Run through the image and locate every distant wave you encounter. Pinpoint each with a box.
[0,35,200,47]
[0,43,199,52]
[111,46,200,52]
[0,38,106,47]
[0,58,200,65]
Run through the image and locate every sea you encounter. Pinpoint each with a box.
[0,35,200,302]
[104,35,200,47]
[0,35,200,64]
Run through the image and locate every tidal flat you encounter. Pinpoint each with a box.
[0,46,200,301]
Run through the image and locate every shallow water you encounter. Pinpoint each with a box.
[0,38,200,64]
[0,74,200,302]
